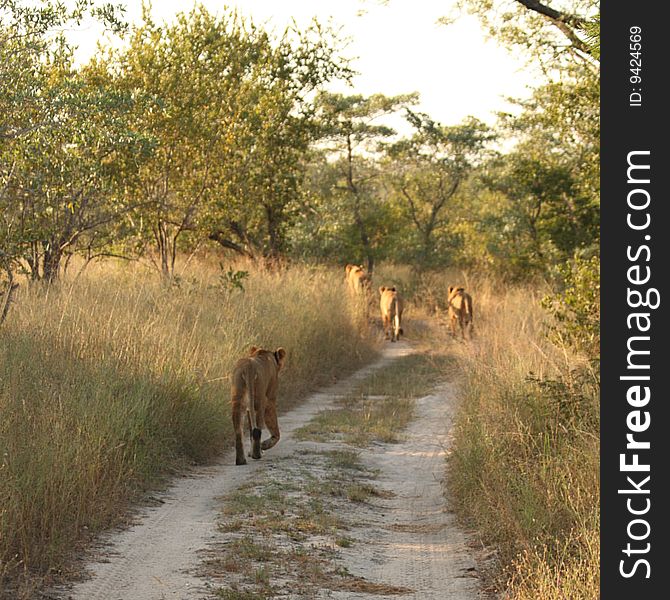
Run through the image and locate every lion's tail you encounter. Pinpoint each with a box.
[242,362,262,458]
[241,363,259,432]
[391,295,403,336]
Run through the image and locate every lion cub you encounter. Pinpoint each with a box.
[447,286,474,340]
[345,263,371,294]
[379,286,404,342]
[231,346,286,465]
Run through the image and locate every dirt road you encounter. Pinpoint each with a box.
[55,342,482,600]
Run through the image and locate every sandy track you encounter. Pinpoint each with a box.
[54,346,407,600]
[330,381,482,599]
[54,342,481,599]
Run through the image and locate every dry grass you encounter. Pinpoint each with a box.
[294,351,452,446]
[208,447,407,598]
[0,258,378,597]
[440,274,599,599]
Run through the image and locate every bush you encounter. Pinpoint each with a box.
[542,256,600,362]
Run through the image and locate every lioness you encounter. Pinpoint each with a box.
[379,286,404,342]
[345,263,370,294]
[351,267,371,294]
[231,346,287,465]
[345,263,361,278]
[447,286,474,340]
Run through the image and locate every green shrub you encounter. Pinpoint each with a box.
[542,256,600,362]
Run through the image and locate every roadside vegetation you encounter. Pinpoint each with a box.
[0,259,377,597]
[445,268,600,599]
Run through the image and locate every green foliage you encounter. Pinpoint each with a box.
[446,67,599,278]
[308,92,417,271]
[1,1,600,283]
[290,67,599,279]
[542,256,600,361]
[1,3,352,280]
[385,112,493,268]
[5,65,152,281]
[219,265,249,294]
[0,1,147,282]
[508,72,600,207]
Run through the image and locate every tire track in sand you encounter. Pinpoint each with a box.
[326,380,483,599]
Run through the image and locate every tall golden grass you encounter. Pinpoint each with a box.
[441,275,600,599]
[0,258,378,596]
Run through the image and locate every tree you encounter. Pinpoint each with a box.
[206,19,353,263]
[0,0,125,156]
[5,63,152,282]
[106,7,350,275]
[505,71,600,211]
[488,66,599,266]
[100,6,262,277]
[314,92,417,273]
[288,149,402,265]
[443,0,600,70]
[386,112,493,268]
[1,0,138,283]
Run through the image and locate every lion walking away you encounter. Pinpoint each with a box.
[379,286,404,342]
[231,346,286,465]
[345,263,371,295]
[447,286,474,340]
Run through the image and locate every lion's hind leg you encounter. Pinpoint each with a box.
[261,401,280,451]
[246,406,263,461]
[382,314,391,339]
[464,315,474,340]
[448,312,457,338]
[249,391,266,460]
[231,387,247,466]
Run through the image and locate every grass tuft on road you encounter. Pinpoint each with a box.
[294,351,452,446]
[208,448,406,597]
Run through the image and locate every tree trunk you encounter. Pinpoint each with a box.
[42,240,63,284]
[26,242,40,280]
[155,219,172,280]
[418,228,434,270]
[346,134,374,275]
[1,267,18,326]
[265,203,282,260]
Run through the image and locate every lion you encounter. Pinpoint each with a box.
[345,263,370,294]
[345,263,361,290]
[351,267,371,294]
[447,286,474,340]
[345,263,361,278]
[230,346,287,465]
[379,286,404,342]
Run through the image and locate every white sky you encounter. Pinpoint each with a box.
[70,0,540,130]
